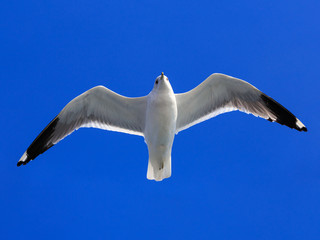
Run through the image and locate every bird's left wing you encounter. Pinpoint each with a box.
[175,73,307,133]
[18,86,147,166]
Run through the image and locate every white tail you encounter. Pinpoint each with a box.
[147,156,171,181]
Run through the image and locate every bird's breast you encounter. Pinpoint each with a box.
[144,92,177,144]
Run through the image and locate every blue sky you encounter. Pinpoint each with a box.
[1,0,319,239]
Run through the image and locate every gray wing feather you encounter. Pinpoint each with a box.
[18,86,146,166]
[54,86,146,143]
[175,73,307,133]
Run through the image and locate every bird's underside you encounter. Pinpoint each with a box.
[17,73,307,181]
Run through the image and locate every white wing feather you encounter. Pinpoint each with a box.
[54,85,146,142]
[175,73,307,133]
[18,85,146,165]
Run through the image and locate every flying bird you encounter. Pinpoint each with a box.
[18,73,307,181]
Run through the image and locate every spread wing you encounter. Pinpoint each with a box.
[18,86,147,166]
[175,73,307,133]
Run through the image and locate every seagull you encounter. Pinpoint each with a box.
[18,73,307,181]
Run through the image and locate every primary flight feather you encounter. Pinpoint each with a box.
[18,73,307,181]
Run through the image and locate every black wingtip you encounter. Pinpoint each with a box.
[301,126,307,132]
[18,116,59,167]
[260,93,307,132]
[26,117,59,161]
[17,153,32,167]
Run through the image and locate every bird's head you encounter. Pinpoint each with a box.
[153,72,172,91]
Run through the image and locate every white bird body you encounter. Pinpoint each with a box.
[18,73,307,181]
[144,76,177,180]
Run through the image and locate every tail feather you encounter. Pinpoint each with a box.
[147,157,171,181]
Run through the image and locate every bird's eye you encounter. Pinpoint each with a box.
[155,80,158,84]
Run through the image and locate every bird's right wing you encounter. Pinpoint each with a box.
[175,73,307,133]
[18,86,147,166]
